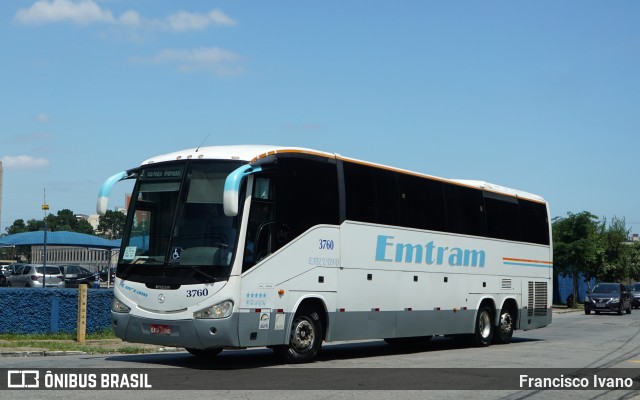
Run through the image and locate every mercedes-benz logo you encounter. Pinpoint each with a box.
[158,294,165,303]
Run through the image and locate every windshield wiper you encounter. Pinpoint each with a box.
[120,258,172,280]
[191,266,218,283]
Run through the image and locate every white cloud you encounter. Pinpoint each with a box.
[14,0,116,26]
[36,113,50,123]
[166,10,236,31]
[149,47,243,76]
[1,155,50,170]
[14,2,236,33]
[118,10,141,28]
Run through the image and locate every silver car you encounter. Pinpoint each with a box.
[6,264,65,288]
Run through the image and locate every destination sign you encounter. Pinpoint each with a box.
[143,168,183,180]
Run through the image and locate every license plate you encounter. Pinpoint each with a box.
[150,324,171,335]
[595,303,606,308]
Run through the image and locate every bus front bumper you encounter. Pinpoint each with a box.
[111,312,240,350]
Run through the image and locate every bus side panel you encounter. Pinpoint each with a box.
[337,221,552,340]
[237,226,340,347]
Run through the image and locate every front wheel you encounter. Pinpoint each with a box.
[493,310,514,344]
[273,307,324,363]
[470,305,494,347]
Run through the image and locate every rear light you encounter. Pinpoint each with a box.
[30,275,39,281]
[56,275,63,279]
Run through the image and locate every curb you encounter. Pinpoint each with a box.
[0,351,85,357]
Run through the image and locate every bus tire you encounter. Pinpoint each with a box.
[274,307,323,363]
[471,305,494,347]
[493,309,514,344]
[185,347,223,358]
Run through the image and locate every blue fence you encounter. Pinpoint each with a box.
[0,288,113,334]
[557,274,596,304]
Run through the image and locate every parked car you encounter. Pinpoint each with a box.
[0,270,7,287]
[58,264,98,288]
[584,283,632,315]
[99,266,116,283]
[4,263,25,277]
[628,282,640,309]
[6,264,65,288]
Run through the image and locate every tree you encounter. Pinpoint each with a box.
[598,217,633,282]
[6,219,27,235]
[97,210,126,240]
[553,211,603,307]
[6,210,96,236]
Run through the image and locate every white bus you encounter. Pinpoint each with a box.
[98,145,552,363]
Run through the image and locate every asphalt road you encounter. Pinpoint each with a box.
[2,309,640,400]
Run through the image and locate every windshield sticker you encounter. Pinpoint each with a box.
[170,247,183,261]
[123,247,137,260]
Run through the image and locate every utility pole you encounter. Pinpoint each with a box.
[42,189,49,289]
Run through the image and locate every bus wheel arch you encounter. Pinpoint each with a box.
[493,298,517,344]
[274,297,327,363]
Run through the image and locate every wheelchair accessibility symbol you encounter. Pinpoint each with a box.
[171,247,183,260]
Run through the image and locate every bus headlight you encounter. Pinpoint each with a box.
[194,300,234,319]
[112,297,131,313]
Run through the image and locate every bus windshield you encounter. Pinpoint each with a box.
[118,160,245,285]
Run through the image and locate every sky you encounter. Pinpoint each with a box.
[1,1,639,235]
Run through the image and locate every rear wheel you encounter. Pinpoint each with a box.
[470,305,494,347]
[493,309,514,344]
[274,306,324,363]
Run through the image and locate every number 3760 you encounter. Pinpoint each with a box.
[319,239,335,250]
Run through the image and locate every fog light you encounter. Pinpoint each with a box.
[111,297,131,313]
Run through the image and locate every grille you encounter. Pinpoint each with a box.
[528,281,548,317]
[501,278,512,290]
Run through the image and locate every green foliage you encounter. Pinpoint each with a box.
[5,209,97,236]
[553,212,638,307]
[97,210,126,239]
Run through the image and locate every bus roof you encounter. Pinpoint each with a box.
[140,145,546,203]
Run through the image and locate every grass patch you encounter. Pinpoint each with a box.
[0,328,157,354]
[0,328,117,341]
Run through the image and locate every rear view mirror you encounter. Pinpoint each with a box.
[223,164,262,216]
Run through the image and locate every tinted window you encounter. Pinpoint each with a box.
[519,200,550,245]
[484,192,520,241]
[344,162,399,226]
[397,173,446,231]
[275,157,339,237]
[444,184,486,236]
